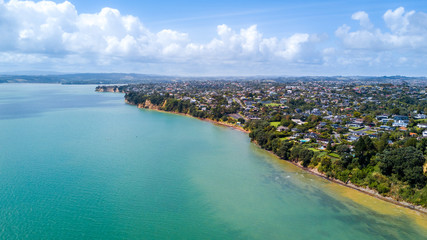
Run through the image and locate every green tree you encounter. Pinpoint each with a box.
[301,149,314,167]
[405,138,417,148]
[336,144,351,155]
[392,108,400,115]
[376,132,390,153]
[416,138,427,154]
[378,147,427,188]
[336,144,353,169]
[353,111,361,118]
[354,136,376,168]
[290,146,314,167]
[276,141,293,160]
[326,140,334,152]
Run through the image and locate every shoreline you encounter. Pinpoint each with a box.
[126,99,249,133]
[288,161,427,214]
[261,145,427,215]
[127,101,426,215]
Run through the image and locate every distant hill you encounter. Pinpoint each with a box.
[0,73,177,84]
[0,73,425,84]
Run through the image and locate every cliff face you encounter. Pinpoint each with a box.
[95,86,123,93]
[136,99,161,110]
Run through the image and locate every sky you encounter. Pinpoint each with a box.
[0,0,426,76]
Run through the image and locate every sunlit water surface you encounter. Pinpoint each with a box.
[0,84,425,239]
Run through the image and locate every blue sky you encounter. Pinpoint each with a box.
[0,0,426,76]
[69,0,426,36]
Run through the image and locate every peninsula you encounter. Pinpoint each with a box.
[96,77,427,212]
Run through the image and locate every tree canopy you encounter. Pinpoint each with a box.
[378,147,426,188]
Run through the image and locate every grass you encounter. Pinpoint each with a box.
[328,153,340,158]
[365,130,376,134]
[415,119,427,123]
[308,148,321,152]
[266,103,283,107]
[270,122,280,127]
[317,152,327,157]
[349,127,364,131]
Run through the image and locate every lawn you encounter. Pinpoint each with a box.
[266,103,283,107]
[415,119,427,123]
[328,153,341,158]
[317,152,327,157]
[270,122,281,127]
[308,148,321,152]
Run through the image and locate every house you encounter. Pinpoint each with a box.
[292,133,302,138]
[380,125,395,131]
[393,121,408,127]
[376,115,389,121]
[418,123,427,128]
[423,130,427,138]
[317,138,330,145]
[354,119,364,125]
[414,114,427,119]
[311,108,322,116]
[393,115,409,122]
[381,118,393,124]
[399,126,408,131]
[305,132,318,139]
[353,131,366,136]
[318,122,327,127]
[277,126,289,132]
[292,119,306,125]
[347,123,363,128]
[244,101,255,107]
[199,104,207,111]
[348,135,359,142]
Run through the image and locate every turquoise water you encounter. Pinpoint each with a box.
[0,84,426,239]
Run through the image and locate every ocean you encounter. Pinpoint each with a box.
[0,84,425,239]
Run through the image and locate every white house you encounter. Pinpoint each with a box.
[414,114,427,119]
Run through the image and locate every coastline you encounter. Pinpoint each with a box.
[288,161,427,214]
[125,99,249,133]
[126,100,426,215]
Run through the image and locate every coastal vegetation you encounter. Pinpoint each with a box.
[98,78,427,210]
[247,121,427,207]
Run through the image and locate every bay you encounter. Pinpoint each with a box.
[0,84,426,239]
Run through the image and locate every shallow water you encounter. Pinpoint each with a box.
[0,84,425,239]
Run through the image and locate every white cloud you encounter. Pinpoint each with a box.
[352,11,373,29]
[327,6,427,75]
[383,7,414,34]
[0,1,426,75]
[0,0,322,73]
[336,7,427,50]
